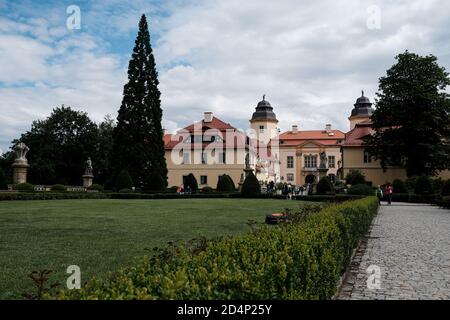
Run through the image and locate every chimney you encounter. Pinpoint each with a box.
[162,128,167,136]
[325,124,332,132]
[204,112,213,123]
[292,125,298,134]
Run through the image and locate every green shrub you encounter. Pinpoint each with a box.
[414,176,433,195]
[405,176,418,193]
[348,184,374,196]
[51,184,67,192]
[392,179,407,193]
[115,170,133,191]
[0,192,108,201]
[184,173,198,192]
[316,176,335,195]
[345,170,366,186]
[216,174,235,192]
[118,188,133,193]
[56,197,379,300]
[167,186,178,193]
[241,172,261,197]
[201,186,213,193]
[441,179,450,197]
[432,178,444,194]
[0,167,7,190]
[88,184,104,192]
[15,183,35,193]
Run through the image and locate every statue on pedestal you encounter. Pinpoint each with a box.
[319,152,327,169]
[82,157,94,188]
[12,142,30,184]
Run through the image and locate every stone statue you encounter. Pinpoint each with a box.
[84,157,93,176]
[245,153,250,168]
[319,152,327,169]
[14,142,29,161]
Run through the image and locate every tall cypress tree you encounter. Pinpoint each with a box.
[112,14,168,191]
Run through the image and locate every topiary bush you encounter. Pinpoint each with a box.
[56,197,379,300]
[405,176,418,193]
[167,186,178,193]
[241,172,261,197]
[0,167,7,190]
[201,186,213,193]
[345,170,366,186]
[51,184,67,192]
[115,170,133,191]
[184,173,198,192]
[118,188,133,193]
[414,176,433,195]
[440,179,450,197]
[316,176,335,195]
[348,184,374,196]
[392,179,407,193]
[216,174,235,192]
[15,183,35,193]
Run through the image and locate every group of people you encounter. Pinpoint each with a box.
[376,183,394,205]
[176,185,192,194]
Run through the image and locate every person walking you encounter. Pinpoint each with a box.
[375,185,383,204]
[384,183,393,205]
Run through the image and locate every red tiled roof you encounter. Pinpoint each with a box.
[279,130,345,140]
[340,120,374,147]
[184,117,236,131]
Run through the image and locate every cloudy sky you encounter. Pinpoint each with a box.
[1,0,450,154]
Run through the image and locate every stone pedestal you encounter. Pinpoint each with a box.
[12,160,29,184]
[82,174,94,188]
[317,168,329,180]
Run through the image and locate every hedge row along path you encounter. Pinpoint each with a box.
[338,202,450,300]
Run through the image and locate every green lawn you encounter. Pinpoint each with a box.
[0,198,311,299]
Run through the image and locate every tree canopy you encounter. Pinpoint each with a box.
[366,51,450,176]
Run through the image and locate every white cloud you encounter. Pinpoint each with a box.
[1,0,450,155]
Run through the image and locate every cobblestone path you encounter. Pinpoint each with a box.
[338,203,450,300]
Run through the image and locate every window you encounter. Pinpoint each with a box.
[363,150,372,163]
[259,125,265,133]
[328,156,335,168]
[183,152,190,164]
[304,155,317,168]
[218,151,226,164]
[200,175,208,185]
[202,152,207,164]
[287,173,294,182]
[287,156,294,168]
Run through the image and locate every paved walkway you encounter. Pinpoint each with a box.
[338,202,450,300]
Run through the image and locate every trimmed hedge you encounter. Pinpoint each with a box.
[348,184,374,196]
[316,176,335,195]
[56,197,379,300]
[15,183,35,193]
[0,192,108,201]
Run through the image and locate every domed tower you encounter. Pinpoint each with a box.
[250,95,279,143]
[349,90,375,130]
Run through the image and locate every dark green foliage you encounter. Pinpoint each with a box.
[241,172,261,197]
[51,184,67,192]
[118,188,133,193]
[201,187,213,193]
[405,176,418,193]
[414,176,433,195]
[57,197,379,300]
[345,170,366,186]
[183,173,198,192]
[12,106,99,185]
[15,183,35,193]
[112,15,167,191]
[366,51,450,176]
[0,167,7,190]
[392,179,408,193]
[316,176,335,195]
[115,170,133,191]
[441,179,450,196]
[216,174,235,192]
[0,192,108,201]
[348,184,374,196]
[88,184,104,192]
[432,178,444,194]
